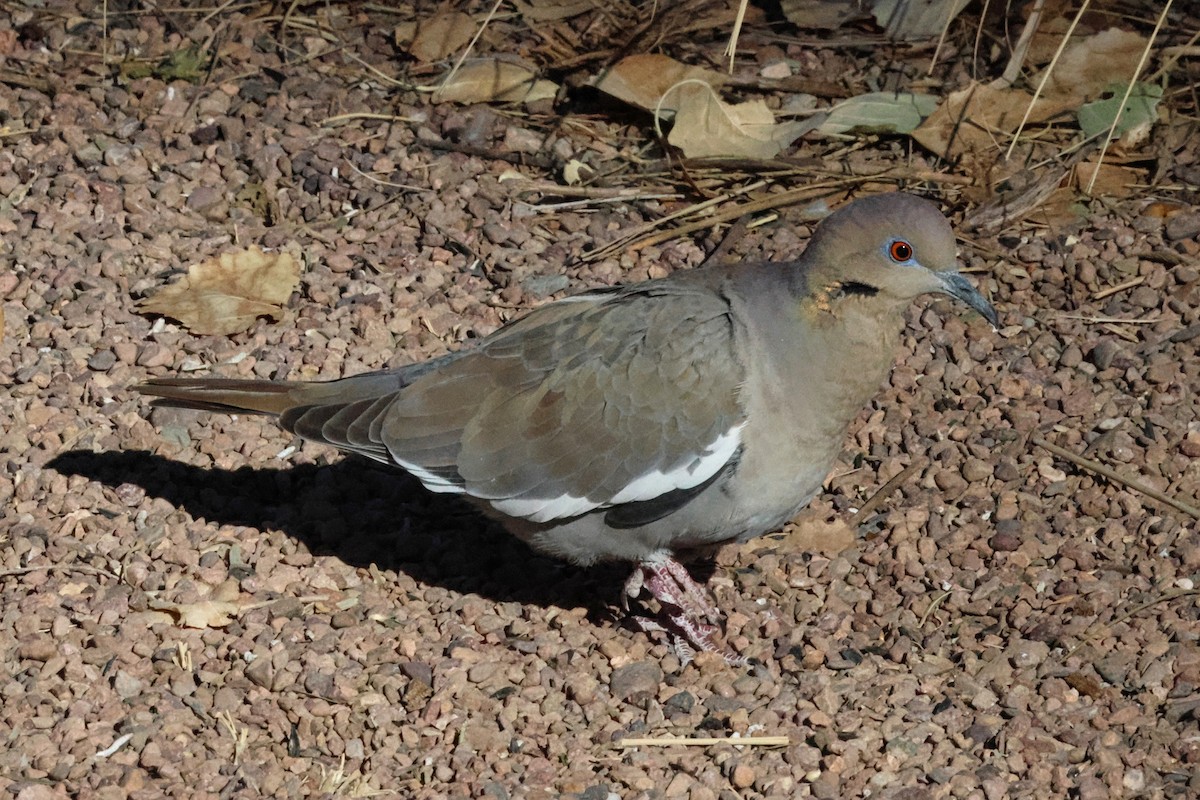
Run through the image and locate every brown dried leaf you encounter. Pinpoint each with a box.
[1065,671,1107,699]
[1041,28,1147,104]
[911,79,1073,165]
[408,11,475,63]
[592,54,726,115]
[147,598,240,629]
[779,0,869,30]
[138,246,300,336]
[511,0,595,22]
[668,84,808,159]
[432,59,557,104]
[781,516,857,554]
[1073,160,1144,198]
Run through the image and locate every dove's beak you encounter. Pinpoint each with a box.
[938,272,999,328]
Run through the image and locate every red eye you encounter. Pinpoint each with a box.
[889,240,913,262]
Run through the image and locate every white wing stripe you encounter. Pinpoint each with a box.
[476,422,745,524]
[609,423,743,506]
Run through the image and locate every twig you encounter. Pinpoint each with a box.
[1005,0,1091,161]
[723,0,749,72]
[0,563,121,580]
[1057,314,1159,325]
[625,182,844,255]
[851,459,926,526]
[510,180,681,201]
[1091,275,1144,301]
[321,112,420,126]
[616,736,790,748]
[1032,436,1200,520]
[1000,0,1045,85]
[582,179,769,262]
[1087,0,1173,195]
[919,589,954,627]
[1100,322,1141,344]
[434,0,504,100]
[1064,588,1200,659]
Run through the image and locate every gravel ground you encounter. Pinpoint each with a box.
[2,4,1198,799]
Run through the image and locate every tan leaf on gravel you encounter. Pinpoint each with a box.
[668,84,808,159]
[405,11,475,62]
[147,598,240,629]
[137,246,300,336]
[781,516,857,554]
[592,54,726,115]
[432,59,557,104]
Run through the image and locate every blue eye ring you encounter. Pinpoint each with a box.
[888,239,914,262]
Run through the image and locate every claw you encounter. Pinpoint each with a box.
[624,552,746,666]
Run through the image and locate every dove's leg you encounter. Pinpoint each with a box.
[624,552,746,666]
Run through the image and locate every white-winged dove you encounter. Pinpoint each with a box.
[137,193,997,663]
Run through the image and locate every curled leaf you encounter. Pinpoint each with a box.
[1077,82,1162,140]
[432,59,557,104]
[667,83,809,159]
[817,92,938,136]
[592,54,726,116]
[147,598,240,629]
[138,246,300,336]
[407,11,475,63]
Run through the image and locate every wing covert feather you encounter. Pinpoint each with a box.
[378,284,747,521]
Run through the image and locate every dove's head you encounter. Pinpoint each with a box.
[799,193,998,327]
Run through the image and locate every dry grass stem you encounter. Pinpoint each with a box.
[724,0,749,72]
[617,736,790,748]
[851,460,926,526]
[1058,314,1159,325]
[1086,0,1173,194]
[1033,436,1200,520]
[435,0,505,96]
[1065,588,1200,659]
[1004,0,1092,161]
[1000,0,1046,84]
[1091,275,1145,301]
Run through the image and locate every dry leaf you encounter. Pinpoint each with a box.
[1042,28,1147,104]
[781,516,857,554]
[668,84,808,159]
[872,0,972,41]
[911,79,1073,164]
[592,54,726,116]
[779,0,870,30]
[1065,671,1107,699]
[1073,160,1144,198]
[432,59,558,104]
[138,246,300,335]
[562,159,592,185]
[408,11,475,62]
[147,598,240,629]
[511,0,595,21]
[817,92,938,136]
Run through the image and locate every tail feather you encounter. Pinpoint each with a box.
[134,378,304,416]
[135,370,414,418]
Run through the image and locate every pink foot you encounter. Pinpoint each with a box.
[624,553,746,666]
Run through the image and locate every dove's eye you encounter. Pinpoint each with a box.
[888,240,914,262]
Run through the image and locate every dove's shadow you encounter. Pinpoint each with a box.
[47,450,665,623]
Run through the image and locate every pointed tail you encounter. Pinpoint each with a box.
[134,377,305,416]
[134,370,412,418]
